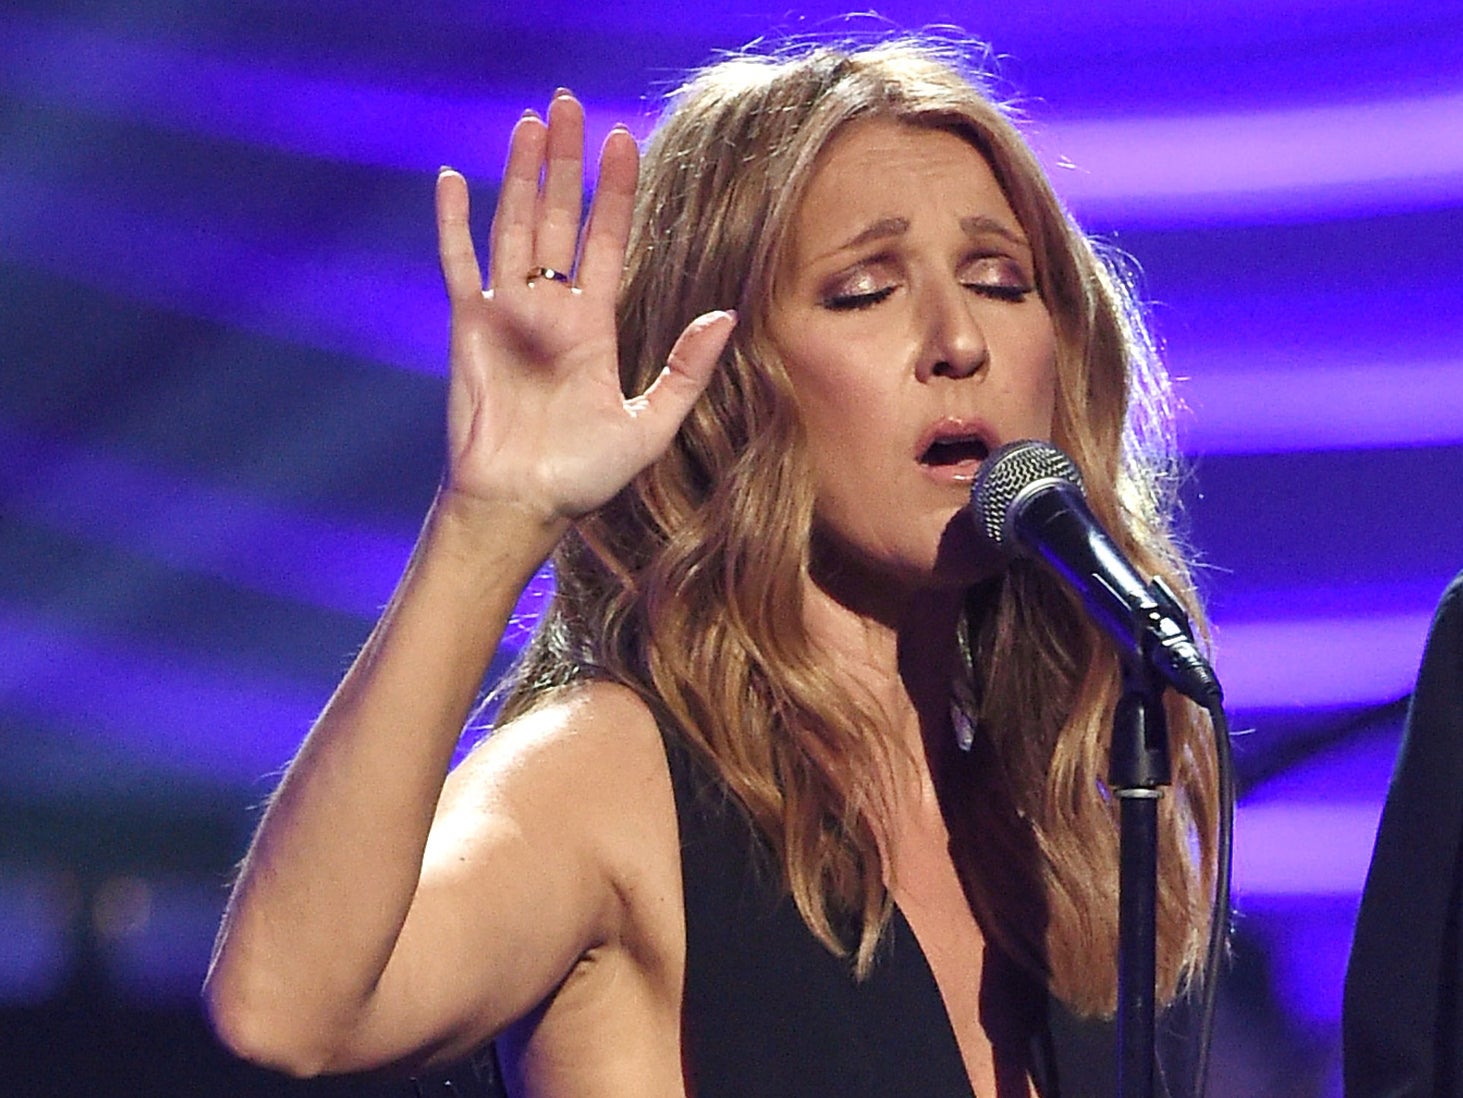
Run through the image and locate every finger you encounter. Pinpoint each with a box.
[488,111,547,291]
[533,91,585,275]
[436,169,483,303]
[576,125,639,301]
[629,311,738,449]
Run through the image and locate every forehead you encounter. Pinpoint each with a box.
[787,120,1018,254]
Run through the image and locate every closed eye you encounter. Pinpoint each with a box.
[824,286,897,311]
[967,282,1033,302]
[960,252,1035,302]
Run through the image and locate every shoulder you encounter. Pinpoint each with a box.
[452,680,669,804]
[430,681,681,938]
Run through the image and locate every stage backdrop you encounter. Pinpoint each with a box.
[2,2,1462,1094]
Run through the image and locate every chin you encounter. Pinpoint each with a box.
[809,512,1009,613]
[930,508,1007,583]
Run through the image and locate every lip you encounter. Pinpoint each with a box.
[915,417,995,486]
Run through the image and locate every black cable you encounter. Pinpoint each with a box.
[1192,699,1234,1098]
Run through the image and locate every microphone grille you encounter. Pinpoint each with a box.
[969,439,1084,547]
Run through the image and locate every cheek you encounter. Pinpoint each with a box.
[788,353,889,449]
[1037,355,1061,434]
[1018,320,1061,436]
[985,342,1060,439]
[805,381,901,486]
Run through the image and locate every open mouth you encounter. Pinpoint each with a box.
[919,434,991,467]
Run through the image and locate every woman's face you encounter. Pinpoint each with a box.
[768,119,1060,596]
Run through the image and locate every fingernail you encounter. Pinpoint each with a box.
[520,107,541,121]
[438,164,453,174]
[554,86,574,99]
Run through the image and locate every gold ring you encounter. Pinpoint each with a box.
[526,266,572,286]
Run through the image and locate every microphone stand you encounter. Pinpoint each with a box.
[1110,644,1172,1098]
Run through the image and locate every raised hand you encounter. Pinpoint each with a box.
[434,91,735,528]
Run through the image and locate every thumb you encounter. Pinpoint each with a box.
[629,309,738,442]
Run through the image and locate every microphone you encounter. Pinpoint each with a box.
[968,440,1221,705]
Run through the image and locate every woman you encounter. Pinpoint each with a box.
[205,36,1219,1098]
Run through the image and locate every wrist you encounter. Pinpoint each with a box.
[424,485,568,586]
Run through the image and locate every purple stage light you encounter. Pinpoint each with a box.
[2,421,555,675]
[1032,91,1463,226]
[0,164,449,373]
[0,11,647,184]
[4,424,414,618]
[6,8,1461,227]
[1213,610,1431,712]
[0,592,540,789]
[1178,359,1463,453]
[1233,801,1382,897]
[0,601,328,786]
[1231,727,1406,1035]
[1236,727,1403,897]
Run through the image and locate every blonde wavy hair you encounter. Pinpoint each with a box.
[496,36,1218,1018]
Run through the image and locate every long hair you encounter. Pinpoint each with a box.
[496,36,1218,1017]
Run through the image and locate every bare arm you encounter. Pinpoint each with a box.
[203,92,733,1076]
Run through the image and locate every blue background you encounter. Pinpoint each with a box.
[3,1,1462,1093]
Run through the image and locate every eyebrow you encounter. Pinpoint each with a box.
[836,216,909,254]
[960,215,1030,249]
[811,213,1031,265]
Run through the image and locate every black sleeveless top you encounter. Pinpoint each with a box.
[662,728,1128,1098]
[420,727,1192,1097]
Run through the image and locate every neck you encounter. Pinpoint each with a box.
[801,568,968,774]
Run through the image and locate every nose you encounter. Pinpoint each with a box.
[915,280,988,382]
